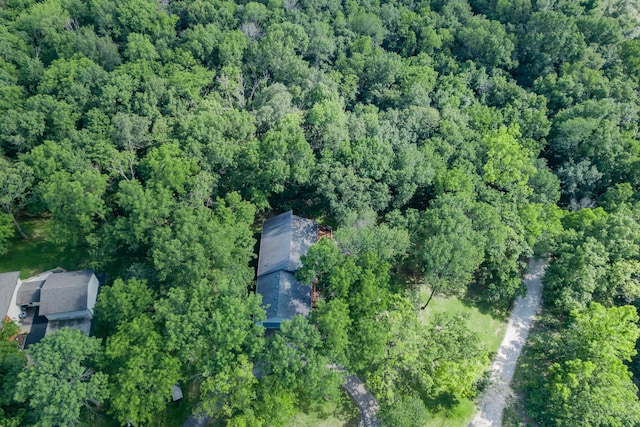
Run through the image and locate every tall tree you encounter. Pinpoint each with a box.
[104,315,181,426]
[406,194,485,308]
[0,213,14,256]
[14,328,108,427]
[0,159,33,239]
[92,278,154,338]
[0,320,26,426]
[40,169,107,246]
[528,303,640,426]
[265,316,342,408]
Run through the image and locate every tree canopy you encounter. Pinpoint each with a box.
[1,0,640,424]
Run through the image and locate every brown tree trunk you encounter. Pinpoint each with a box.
[11,214,27,240]
[421,287,436,310]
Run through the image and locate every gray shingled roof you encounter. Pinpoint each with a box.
[0,272,20,321]
[257,211,318,278]
[256,270,311,327]
[39,270,93,316]
[16,279,45,306]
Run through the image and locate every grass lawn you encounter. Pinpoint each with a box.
[420,292,507,356]
[0,218,90,279]
[424,399,476,427]
[419,289,508,427]
[287,393,358,427]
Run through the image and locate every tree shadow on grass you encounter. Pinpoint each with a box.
[461,286,512,323]
[0,219,89,278]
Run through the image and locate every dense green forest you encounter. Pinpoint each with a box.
[1,0,640,425]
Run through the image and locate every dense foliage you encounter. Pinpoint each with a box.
[1,0,639,425]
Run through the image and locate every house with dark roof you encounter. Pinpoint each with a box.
[16,279,44,308]
[255,211,317,329]
[39,270,99,321]
[0,269,99,339]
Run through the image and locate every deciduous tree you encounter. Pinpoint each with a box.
[0,159,33,239]
[15,328,108,427]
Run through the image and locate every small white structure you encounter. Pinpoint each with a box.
[171,384,184,401]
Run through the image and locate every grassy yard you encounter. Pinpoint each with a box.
[421,292,507,357]
[0,218,89,279]
[424,399,477,427]
[287,393,358,427]
[420,290,508,427]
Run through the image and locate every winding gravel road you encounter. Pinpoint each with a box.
[469,259,547,427]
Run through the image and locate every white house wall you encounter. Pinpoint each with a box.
[6,278,22,324]
[86,274,99,315]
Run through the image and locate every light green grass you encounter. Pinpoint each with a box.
[419,290,508,427]
[421,292,507,356]
[287,394,358,427]
[424,399,476,427]
[0,219,89,279]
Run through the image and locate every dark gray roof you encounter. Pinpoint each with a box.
[39,270,94,316]
[16,279,44,306]
[256,270,311,328]
[257,211,318,278]
[0,271,20,320]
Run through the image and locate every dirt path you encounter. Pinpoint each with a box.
[342,375,380,427]
[469,259,546,427]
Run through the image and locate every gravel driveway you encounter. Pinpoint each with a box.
[469,259,546,427]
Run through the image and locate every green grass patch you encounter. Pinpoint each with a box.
[287,393,358,427]
[0,219,89,279]
[420,291,507,356]
[424,398,476,427]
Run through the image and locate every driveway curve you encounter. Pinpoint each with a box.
[469,258,547,427]
[342,375,380,427]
